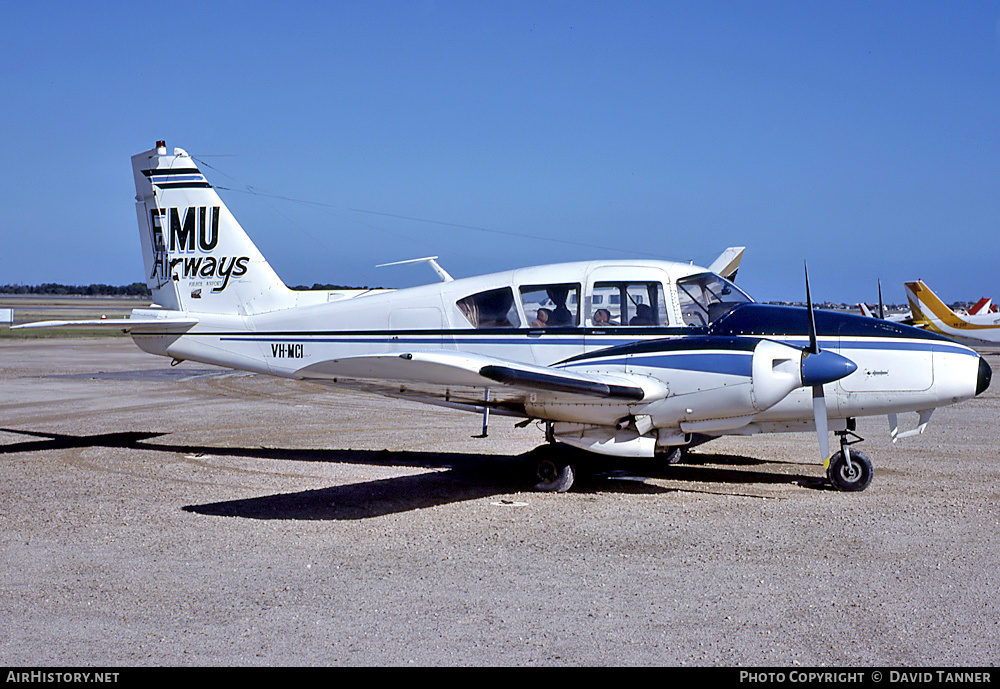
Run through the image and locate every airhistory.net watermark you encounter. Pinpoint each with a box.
[6,672,119,684]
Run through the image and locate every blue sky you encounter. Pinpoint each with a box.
[1,1,997,304]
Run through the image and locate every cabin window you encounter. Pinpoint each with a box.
[456,287,521,328]
[675,272,752,326]
[519,283,580,328]
[591,281,669,326]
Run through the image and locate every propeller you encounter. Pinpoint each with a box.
[800,263,857,463]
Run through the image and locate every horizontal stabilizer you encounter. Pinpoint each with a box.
[11,317,198,331]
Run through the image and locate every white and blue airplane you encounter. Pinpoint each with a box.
[17,142,992,492]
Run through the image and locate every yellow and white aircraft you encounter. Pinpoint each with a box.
[905,280,1000,346]
[16,143,993,492]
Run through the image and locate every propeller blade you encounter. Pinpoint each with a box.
[804,262,819,355]
[813,385,831,462]
[803,262,840,463]
[878,279,885,319]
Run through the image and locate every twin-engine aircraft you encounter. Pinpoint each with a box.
[17,143,992,492]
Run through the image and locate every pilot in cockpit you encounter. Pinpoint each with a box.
[629,304,655,326]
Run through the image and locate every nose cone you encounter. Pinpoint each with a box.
[977,357,992,396]
[801,349,858,387]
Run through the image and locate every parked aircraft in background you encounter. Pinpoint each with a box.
[856,301,911,323]
[905,280,1000,346]
[15,143,993,492]
[855,279,910,323]
[707,246,744,281]
[968,297,997,316]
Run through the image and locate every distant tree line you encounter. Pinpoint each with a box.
[289,284,379,291]
[0,282,152,297]
[1,282,375,296]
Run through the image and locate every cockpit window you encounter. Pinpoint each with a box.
[592,282,669,326]
[675,272,752,326]
[457,287,521,328]
[520,283,580,328]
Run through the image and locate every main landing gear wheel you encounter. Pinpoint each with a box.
[656,445,687,466]
[827,449,873,492]
[531,445,577,493]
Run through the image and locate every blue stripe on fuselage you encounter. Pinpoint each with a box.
[563,351,754,377]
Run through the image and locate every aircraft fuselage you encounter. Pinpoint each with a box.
[130,261,989,458]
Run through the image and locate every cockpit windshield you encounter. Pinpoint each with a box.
[675,272,753,326]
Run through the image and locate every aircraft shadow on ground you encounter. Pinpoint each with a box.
[1,428,825,519]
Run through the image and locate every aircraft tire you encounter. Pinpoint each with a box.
[532,445,576,493]
[656,445,687,466]
[827,449,873,492]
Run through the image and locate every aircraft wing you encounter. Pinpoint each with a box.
[295,350,651,415]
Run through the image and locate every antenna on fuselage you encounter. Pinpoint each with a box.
[376,256,454,282]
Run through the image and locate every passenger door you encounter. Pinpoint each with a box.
[584,266,671,355]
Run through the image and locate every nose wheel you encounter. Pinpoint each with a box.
[826,431,873,492]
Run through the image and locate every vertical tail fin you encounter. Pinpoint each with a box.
[708,247,745,281]
[904,280,936,329]
[968,297,993,315]
[905,279,978,335]
[132,142,296,314]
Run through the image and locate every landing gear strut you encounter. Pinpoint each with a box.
[826,430,873,492]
